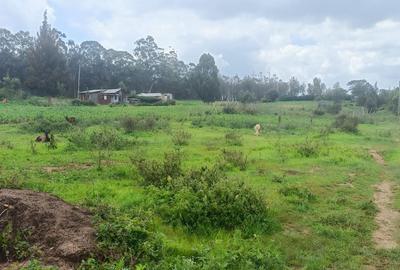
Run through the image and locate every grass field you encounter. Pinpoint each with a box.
[1,100,400,269]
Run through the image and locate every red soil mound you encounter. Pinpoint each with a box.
[0,189,96,269]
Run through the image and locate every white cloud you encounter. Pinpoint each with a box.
[1,0,400,88]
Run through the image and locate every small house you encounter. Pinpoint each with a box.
[79,88,124,104]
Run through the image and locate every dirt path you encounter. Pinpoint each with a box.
[370,150,399,249]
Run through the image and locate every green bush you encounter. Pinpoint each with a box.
[333,114,359,133]
[121,116,169,133]
[294,138,320,157]
[171,130,191,146]
[222,102,239,114]
[221,149,248,170]
[23,115,71,133]
[225,131,243,146]
[132,150,183,187]
[155,166,277,235]
[96,210,164,267]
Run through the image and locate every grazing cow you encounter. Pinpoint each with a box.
[35,131,50,142]
[254,124,261,136]
[65,116,76,124]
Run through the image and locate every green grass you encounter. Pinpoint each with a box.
[1,100,400,269]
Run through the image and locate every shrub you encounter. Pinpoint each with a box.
[171,130,191,146]
[120,116,169,133]
[313,108,325,116]
[325,103,342,114]
[222,103,239,114]
[294,138,320,158]
[155,166,278,235]
[71,99,81,106]
[159,176,277,235]
[333,114,359,133]
[225,131,243,146]
[221,149,248,170]
[81,100,97,106]
[23,115,71,133]
[89,128,134,169]
[96,210,164,267]
[131,150,183,187]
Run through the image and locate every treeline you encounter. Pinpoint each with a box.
[1,12,400,113]
[0,12,219,100]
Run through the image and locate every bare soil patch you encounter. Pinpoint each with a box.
[373,181,399,249]
[369,149,399,249]
[369,149,385,165]
[42,163,92,173]
[0,189,96,269]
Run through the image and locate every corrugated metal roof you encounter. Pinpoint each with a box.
[137,93,163,97]
[80,88,121,94]
[102,88,121,94]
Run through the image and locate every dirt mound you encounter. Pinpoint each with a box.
[0,189,96,269]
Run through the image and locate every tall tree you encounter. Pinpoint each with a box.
[348,79,378,113]
[26,11,67,96]
[189,53,220,102]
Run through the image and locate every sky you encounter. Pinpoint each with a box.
[1,0,400,88]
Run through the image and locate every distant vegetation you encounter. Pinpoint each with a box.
[1,12,400,112]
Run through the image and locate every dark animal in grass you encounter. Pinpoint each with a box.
[65,116,76,124]
[36,131,50,142]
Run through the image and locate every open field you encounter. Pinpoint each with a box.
[1,100,400,269]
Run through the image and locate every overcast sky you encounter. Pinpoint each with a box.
[1,0,400,88]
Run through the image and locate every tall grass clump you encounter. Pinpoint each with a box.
[221,149,248,170]
[171,130,191,146]
[333,114,359,133]
[121,116,169,133]
[225,131,243,146]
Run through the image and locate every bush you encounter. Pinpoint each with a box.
[23,115,71,133]
[225,131,243,146]
[155,166,278,235]
[294,138,320,157]
[96,210,164,267]
[81,100,97,106]
[131,150,183,187]
[171,130,191,146]
[314,101,342,115]
[221,149,248,170]
[222,103,239,114]
[71,99,81,106]
[121,116,169,133]
[333,114,359,133]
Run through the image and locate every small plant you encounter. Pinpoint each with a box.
[221,149,248,170]
[171,130,191,146]
[225,131,243,146]
[295,137,320,158]
[131,150,183,187]
[333,114,359,133]
[120,116,169,133]
[95,210,164,268]
[90,128,129,170]
[222,103,239,114]
[47,134,57,150]
[0,222,35,262]
[30,140,37,155]
[279,185,316,211]
[0,140,14,150]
